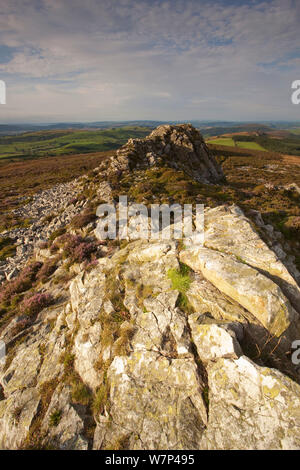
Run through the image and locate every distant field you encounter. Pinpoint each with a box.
[207,137,266,151]
[208,132,300,156]
[1,125,299,160]
[207,137,236,147]
[0,126,151,160]
[236,141,266,151]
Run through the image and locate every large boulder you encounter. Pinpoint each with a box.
[201,356,300,450]
[203,205,300,312]
[180,246,298,338]
[109,124,224,184]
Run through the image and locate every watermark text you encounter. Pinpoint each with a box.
[95,196,204,245]
[291,80,300,105]
[0,80,6,105]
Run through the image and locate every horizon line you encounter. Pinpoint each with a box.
[0,119,300,126]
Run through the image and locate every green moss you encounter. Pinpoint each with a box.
[49,409,62,427]
[167,263,191,293]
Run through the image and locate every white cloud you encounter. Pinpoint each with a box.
[0,0,299,121]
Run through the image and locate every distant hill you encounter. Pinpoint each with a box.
[0,126,153,160]
[1,120,300,136]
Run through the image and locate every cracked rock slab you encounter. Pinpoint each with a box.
[180,246,298,337]
[201,356,300,450]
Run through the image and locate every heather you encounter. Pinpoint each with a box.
[51,233,100,264]
[0,261,42,305]
[71,210,97,229]
[36,258,59,283]
[20,292,53,316]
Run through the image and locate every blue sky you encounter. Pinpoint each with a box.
[0,0,299,123]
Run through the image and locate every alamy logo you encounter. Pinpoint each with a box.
[0,80,6,104]
[291,80,300,105]
[95,196,204,245]
[0,341,5,365]
[291,340,300,365]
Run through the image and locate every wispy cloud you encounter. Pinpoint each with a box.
[0,0,299,122]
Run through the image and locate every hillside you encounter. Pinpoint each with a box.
[207,129,300,156]
[0,127,151,160]
[0,124,300,449]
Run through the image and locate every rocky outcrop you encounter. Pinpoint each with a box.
[109,124,224,184]
[0,125,225,283]
[1,209,300,449]
[0,125,300,450]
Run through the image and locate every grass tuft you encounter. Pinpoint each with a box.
[167,263,191,293]
[71,382,92,406]
[49,409,62,427]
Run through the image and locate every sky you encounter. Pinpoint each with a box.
[0,0,299,123]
